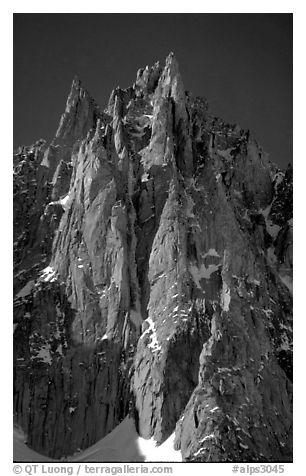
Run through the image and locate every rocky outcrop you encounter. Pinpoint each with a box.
[14,52,292,461]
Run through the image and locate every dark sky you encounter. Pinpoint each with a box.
[14,13,292,169]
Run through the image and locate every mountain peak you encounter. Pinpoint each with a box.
[165,50,179,67]
[71,74,81,88]
[14,53,293,463]
[52,76,100,147]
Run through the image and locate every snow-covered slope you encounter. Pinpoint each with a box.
[13,427,54,462]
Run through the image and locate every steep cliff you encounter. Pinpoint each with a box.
[13,52,292,462]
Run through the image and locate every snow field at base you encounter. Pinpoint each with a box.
[13,418,182,462]
[13,427,53,462]
[72,417,182,462]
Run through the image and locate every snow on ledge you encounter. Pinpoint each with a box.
[59,193,71,208]
[39,266,58,283]
[203,248,220,259]
[141,317,161,353]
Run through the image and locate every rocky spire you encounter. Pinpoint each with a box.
[151,51,193,175]
[134,60,162,96]
[53,75,101,146]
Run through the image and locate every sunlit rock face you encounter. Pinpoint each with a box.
[13,53,292,461]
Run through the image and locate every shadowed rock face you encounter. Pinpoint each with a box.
[14,53,292,461]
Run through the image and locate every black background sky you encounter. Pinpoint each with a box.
[14,13,292,168]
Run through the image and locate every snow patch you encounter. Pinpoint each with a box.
[59,193,71,208]
[40,266,58,283]
[56,344,63,355]
[239,442,249,450]
[33,344,52,365]
[260,205,281,238]
[193,447,206,457]
[273,171,284,189]
[189,262,220,288]
[200,433,216,442]
[141,317,161,353]
[266,221,281,238]
[47,193,71,211]
[279,275,293,294]
[233,189,243,198]
[217,148,234,160]
[260,205,271,219]
[188,177,204,192]
[279,321,292,331]
[203,248,220,258]
[141,172,149,183]
[278,333,292,352]
[262,309,273,319]
[217,367,233,373]
[221,282,231,312]
[16,280,35,298]
[185,195,195,218]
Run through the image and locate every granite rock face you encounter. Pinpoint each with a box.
[14,53,292,461]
